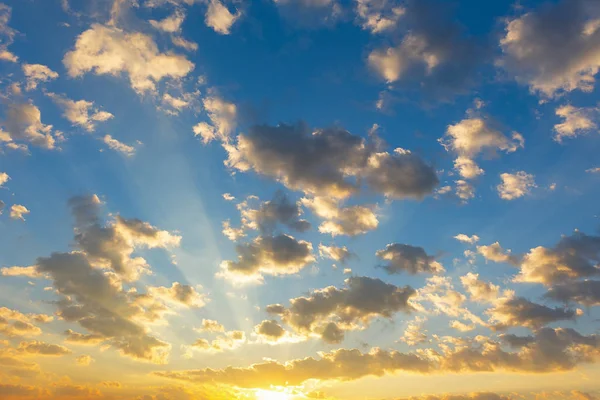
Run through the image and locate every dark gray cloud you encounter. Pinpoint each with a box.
[376,243,444,275]
[225,123,438,200]
[498,0,600,97]
[545,280,600,306]
[266,276,415,343]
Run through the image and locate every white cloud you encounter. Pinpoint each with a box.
[553,105,598,142]
[150,10,185,33]
[0,4,17,63]
[454,234,479,245]
[497,171,536,200]
[103,134,136,156]
[1,102,56,150]
[10,204,30,221]
[47,93,113,132]
[355,0,404,34]
[63,24,194,94]
[0,172,9,187]
[205,0,241,35]
[22,64,59,91]
[194,95,237,143]
[302,196,378,236]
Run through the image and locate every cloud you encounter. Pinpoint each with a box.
[355,0,405,34]
[376,243,444,275]
[150,10,185,33]
[205,0,241,34]
[396,393,512,400]
[449,320,475,332]
[0,307,51,338]
[477,242,519,265]
[0,171,9,187]
[103,134,136,156]
[301,196,378,236]
[64,329,106,345]
[17,341,71,356]
[1,101,56,150]
[487,296,580,331]
[148,282,206,308]
[515,231,600,285]
[237,191,311,234]
[586,167,600,174]
[22,64,59,91]
[222,220,246,241]
[545,280,600,306]
[225,123,438,200]
[191,330,246,352]
[498,0,600,97]
[319,244,355,264]
[367,0,487,94]
[68,194,181,280]
[63,24,194,94]
[554,105,599,142]
[0,4,17,62]
[254,320,286,342]
[218,234,314,283]
[75,354,94,366]
[453,156,484,180]
[9,204,30,221]
[195,319,225,333]
[454,234,480,244]
[194,95,237,143]
[460,273,500,303]
[267,276,415,343]
[46,92,113,132]
[497,171,536,200]
[156,347,431,387]
[1,266,43,278]
[399,316,428,346]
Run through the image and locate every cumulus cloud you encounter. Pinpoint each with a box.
[376,243,443,275]
[355,0,404,34]
[0,307,52,338]
[497,171,536,200]
[237,191,311,234]
[148,282,206,308]
[498,0,600,97]
[367,0,486,94]
[545,280,600,306]
[460,273,500,303]
[157,327,600,385]
[22,64,59,91]
[17,341,71,356]
[301,196,378,236]
[225,123,438,200]
[0,195,188,363]
[0,4,17,62]
[454,234,479,245]
[47,92,113,132]
[193,95,237,143]
[63,24,194,94]
[266,276,415,343]
[487,295,580,331]
[477,242,519,265]
[1,101,56,150]
[515,231,600,285]
[218,234,315,283]
[103,134,136,156]
[319,244,355,264]
[554,105,599,142]
[191,330,246,352]
[75,354,94,366]
[205,0,241,34]
[253,319,290,343]
[399,316,428,346]
[195,319,225,333]
[150,9,185,33]
[0,171,9,187]
[9,204,29,221]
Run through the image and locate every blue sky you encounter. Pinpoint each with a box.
[1,0,600,399]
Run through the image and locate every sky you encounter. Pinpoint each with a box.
[0,0,600,399]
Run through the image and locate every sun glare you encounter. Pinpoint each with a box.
[255,389,293,400]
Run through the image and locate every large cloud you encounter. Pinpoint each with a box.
[498,0,600,97]
[487,296,580,331]
[545,280,600,306]
[63,24,194,94]
[225,123,438,200]
[266,276,415,343]
[157,327,600,386]
[376,243,444,275]
[0,195,196,364]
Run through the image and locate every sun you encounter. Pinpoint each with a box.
[255,389,293,400]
